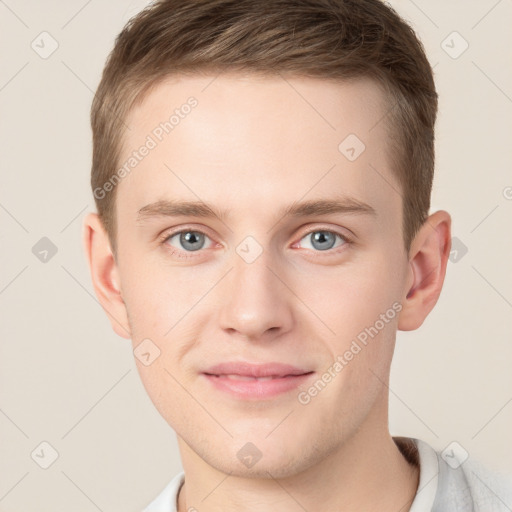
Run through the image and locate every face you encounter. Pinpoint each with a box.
[113,74,410,477]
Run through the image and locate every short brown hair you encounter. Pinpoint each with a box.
[91,0,438,257]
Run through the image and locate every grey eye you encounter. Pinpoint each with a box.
[300,231,345,251]
[167,231,211,252]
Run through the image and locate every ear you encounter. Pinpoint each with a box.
[82,212,131,339]
[398,210,451,331]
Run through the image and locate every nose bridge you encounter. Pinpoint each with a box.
[232,239,275,295]
[217,236,292,339]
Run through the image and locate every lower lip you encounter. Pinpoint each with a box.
[202,373,314,400]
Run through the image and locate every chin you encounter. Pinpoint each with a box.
[199,438,322,480]
[211,454,309,480]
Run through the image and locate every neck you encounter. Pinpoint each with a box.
[176,423,419,512]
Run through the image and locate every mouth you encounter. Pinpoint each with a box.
[208,374,295,381]
[201,362,315,400]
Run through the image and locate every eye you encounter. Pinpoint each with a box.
[296,229,350,252]
[161,229,215,255]
[159,226,351,259]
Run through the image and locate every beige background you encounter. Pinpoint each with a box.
[1,0,511,510]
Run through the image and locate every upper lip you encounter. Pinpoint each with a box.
[203,362,312,378]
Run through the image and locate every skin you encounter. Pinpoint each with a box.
[83,74,451,511]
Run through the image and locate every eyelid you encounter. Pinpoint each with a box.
[158,224,215,242]
[296,225,353,244]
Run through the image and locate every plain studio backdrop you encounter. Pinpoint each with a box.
[1,1,511,510]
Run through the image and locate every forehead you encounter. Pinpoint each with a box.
[116,73,400,229]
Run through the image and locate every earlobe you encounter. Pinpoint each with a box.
[398,210,452,331]
[82,213,131,339]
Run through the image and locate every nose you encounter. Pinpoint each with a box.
[217,245,294,342]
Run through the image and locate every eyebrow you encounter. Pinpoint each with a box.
[136,197,377,224]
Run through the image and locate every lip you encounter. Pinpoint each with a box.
[202,362,314,400]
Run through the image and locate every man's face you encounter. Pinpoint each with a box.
[114,74,409,477]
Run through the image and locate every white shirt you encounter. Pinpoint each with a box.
[142,437,512,511]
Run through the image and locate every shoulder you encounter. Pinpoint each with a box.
[396,437,512,511]
[451,455,512,512]
[414,438,512,512]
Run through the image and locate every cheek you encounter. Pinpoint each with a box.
[134,361,188,432]
[120,257,191,332]
[317,258,399,330]
[312,256,401,391]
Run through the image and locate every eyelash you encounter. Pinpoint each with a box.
[158,226,352,259]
